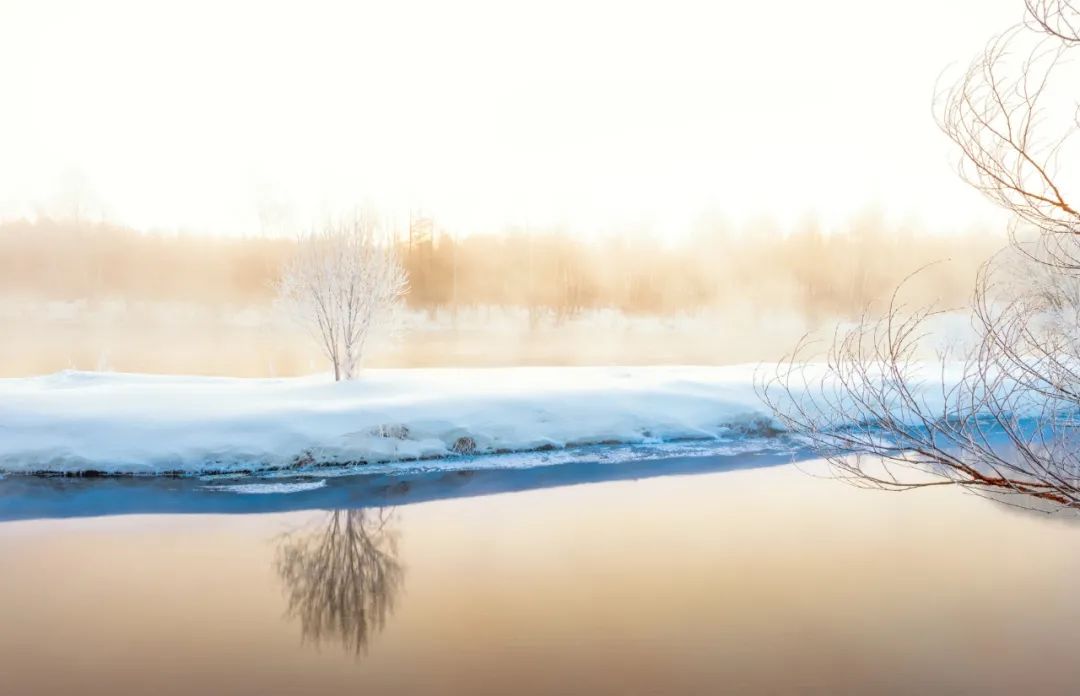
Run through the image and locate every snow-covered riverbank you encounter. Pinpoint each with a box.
[0,366,796,475]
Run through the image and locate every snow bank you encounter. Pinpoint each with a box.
[0,366,790,476]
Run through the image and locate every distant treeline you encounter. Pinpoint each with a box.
[0,216,1001,319]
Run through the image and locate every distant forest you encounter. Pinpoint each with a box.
[0,215,1000,320]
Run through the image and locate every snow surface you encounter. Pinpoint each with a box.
[0,366,805,475]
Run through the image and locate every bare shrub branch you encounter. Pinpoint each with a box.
[764,4,1080,511]
[1026,0,1080,44]
[935,27,1080,265]
[760,258,1080,509]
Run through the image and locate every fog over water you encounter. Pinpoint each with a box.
[0,0,1027,375]
[0,216,997,376]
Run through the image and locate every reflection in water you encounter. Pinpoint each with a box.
[7,468,1080,695]
[275,508,404,656]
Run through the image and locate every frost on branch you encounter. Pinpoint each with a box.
[277,215,408,381]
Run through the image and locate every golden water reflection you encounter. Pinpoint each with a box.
[4,463,1080,695]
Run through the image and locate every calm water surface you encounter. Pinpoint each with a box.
[2,461,1080,695]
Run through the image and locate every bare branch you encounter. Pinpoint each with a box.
[1026,0,1080,44]
[935,27,1080,262]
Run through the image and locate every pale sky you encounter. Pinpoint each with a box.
[0,0,1024,237]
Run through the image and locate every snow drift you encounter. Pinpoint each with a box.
[0,366,791,476]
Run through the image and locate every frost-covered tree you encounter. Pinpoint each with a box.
[277,215,408,381]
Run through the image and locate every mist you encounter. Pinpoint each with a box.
[0,215,1001,376]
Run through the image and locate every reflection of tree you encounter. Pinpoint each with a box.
[275,508,404,656]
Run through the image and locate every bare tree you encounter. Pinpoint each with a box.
[275,508,404,656]
[761,1,1080,511]
[277,215,408,381]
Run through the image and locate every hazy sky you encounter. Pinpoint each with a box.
[0,0,1023,237]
